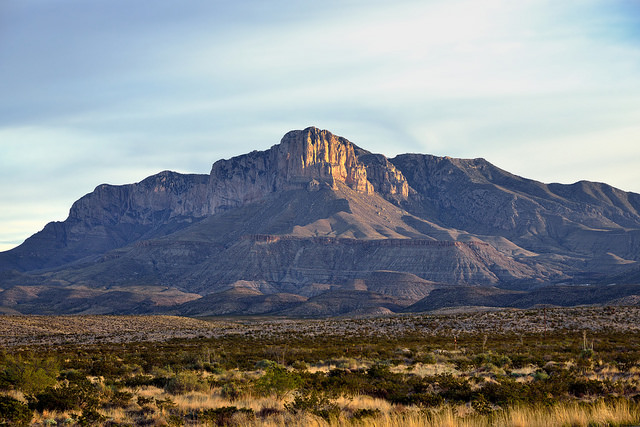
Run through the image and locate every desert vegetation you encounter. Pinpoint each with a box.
[2,307,640,426]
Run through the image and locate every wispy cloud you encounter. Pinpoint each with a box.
[1,0,639,250]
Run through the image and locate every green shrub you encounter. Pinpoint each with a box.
[533,370,550,381]
[221,381,242,401]
[291,360,309,371]
[167,414,184,426]
[433,374,473,402]
[0,355,59,394]
[137,396,154,407]
[471,393,493,415]
[155,397,177,411]
[164,371,208,394]
[255,360,279,370]
[253,365,300,400]
[390,392,444,407]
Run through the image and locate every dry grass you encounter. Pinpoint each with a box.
[26,386,634,427]
[234,400,640,427]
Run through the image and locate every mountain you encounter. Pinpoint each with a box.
[2,127,639,316]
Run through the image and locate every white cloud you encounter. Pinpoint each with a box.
[1,0,639,251]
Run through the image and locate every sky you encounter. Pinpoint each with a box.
[1,0,639,251]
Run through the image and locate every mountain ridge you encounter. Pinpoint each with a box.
[1,126,639,316]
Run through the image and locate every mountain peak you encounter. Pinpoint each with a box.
[274,126,373,194]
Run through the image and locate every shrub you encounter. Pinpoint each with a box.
[433,374,473,402]
[0,395,33,426]
[533,370,550,381]
[155,397,177,411]
[569,379,607,397]
[285,390,339,421]
[29,378,99,412]
[0,355,59,394]
[481,378,528,406]
[291,360,309,371]
[390,392,444,407]
[164,371,208,394]
[253,365,300,400]
[167,414,184,426]
[104,389,134,409]
[471,394,493,415]
[255,360,279,370]
[137,396,154,407]
[221,381,242,401]
[257,407,283,418]
[77,408,106,426]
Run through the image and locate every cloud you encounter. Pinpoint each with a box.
[1,0,639,250]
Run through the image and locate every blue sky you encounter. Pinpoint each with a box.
[1,0,639,251]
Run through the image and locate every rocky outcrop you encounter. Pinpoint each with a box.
[358,153,410,200]
[207,127,375,212]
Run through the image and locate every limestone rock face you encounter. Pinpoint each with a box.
[359,153,410,199]
[207,127,375,212]
[274,127,373,194]
[69,171,210,226]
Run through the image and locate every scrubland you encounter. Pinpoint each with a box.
[2,307,640,426]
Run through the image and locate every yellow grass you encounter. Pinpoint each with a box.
[23,386,640,427]
[229,400,640,427]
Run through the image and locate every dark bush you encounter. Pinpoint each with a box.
[285,390,340,421]
[104,390,134,409]
[0,395,33,426]
[471,394,494,415]
[390,392,444,407]
[481,378,528,405]
[433,374,473,402]
[29,378,99,412]
[352,408,381,420]
[569,379,607,397]
[78,408,106,426]
[257,407,283,418]
[220,381,242,401]
[199,406,254,425]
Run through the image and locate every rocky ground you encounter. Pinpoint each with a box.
[3,306,639,347]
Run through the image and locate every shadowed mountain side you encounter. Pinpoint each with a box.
[390,154,640,263]
[0,283,200,315]
[174,287,307,317]
[282,290,404,317]
[348,271,439,302]
[406,283,640,312]
[0,172,210,272]
[406,286,526,312]
[506,284,640,308]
